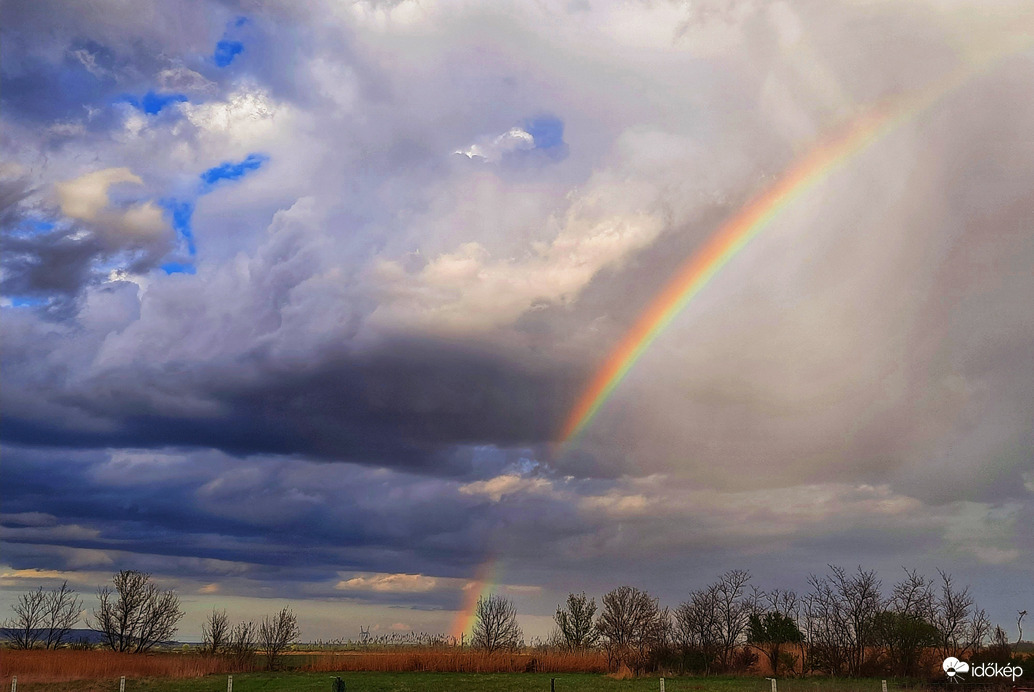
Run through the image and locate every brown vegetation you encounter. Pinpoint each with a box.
[0,647,609,682]
[0,650,231,684]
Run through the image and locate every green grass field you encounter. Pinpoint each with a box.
[10,673,923,692]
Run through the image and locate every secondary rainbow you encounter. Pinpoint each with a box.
[558,49,1018,443]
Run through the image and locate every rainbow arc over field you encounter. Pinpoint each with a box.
[450,557,498,641]
[558,44,1028,444]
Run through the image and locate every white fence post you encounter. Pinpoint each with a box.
[119,675,125,692]
[770,678,778,692]
[660,678,665,692]
[228,674,233,692]
[11,675,16,692]
[882,680,888,692]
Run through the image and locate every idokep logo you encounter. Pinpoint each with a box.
[942,657,969,680]
[942,657,1025,682]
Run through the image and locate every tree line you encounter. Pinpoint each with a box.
[2,570,300,670]
[471,566,1027,677]
[5,565,1027,678]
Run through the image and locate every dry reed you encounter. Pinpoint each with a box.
[0,650,233,683]
[1,647,609,682]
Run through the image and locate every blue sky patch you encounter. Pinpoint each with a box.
[121,90,189,115]
[161,199,196,256]
[160,262,197,275]
[8,296,50,308]
[525,116,565,149]
[214,40,244,67]
[12,218,57,237]
[200,153,267,189]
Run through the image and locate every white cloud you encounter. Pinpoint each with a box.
[56,168,142,221]
[336,572,442,593]
[367,188,666,333]
[455,127,535,162]
[157,65,216,94]
[54,167,170,247]
[459,474,557,502]
[181,84,283,154]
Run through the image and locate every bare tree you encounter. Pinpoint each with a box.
[804,566,883,676]
[932,570,979,659]
[471,594,523,653]
[596,585,667,674]
[259,607,299,670]
[801,579,849,676]
[713,570,754,671]
[90,570,183,652]
[554,592,599,650]
[829,566,883,676]
[201,608,230,655]
[4,582,82,650]
[674,585,722,674]
[4,586,46,649]
[227,620,257,670]
[1018,610,1027,645]
[42,581,82,649]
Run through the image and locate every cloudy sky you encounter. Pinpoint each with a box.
[2,0,1032,642]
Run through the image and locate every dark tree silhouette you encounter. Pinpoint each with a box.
[201,608,230,655]
[91,570,183,653]
[748,611,804,676]
[3,581,82,650]
[227,620,257,670]
[471,594,523,653]
[259,607,299,670]
[596,585,667,674]
[554,592,599,650]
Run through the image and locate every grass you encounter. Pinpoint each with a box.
[294,649,609,673]
[3,672,925,692]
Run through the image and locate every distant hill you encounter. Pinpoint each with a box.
[0,628,180,646]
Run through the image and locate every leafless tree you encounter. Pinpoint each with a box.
[965,607,991,654]
[986,624,1012,660]
[674,584,723,673]
[804,566,883,676]
[4,586,46,649]
[259,607,300,670]
[4,582,83,650]
[713,570,754,671]
[90,570,183,652]
[42,581,82,649]
[201,608,230,655]
[596,585,667,674]
[831,566,883,676]
[471,594,523,653]
[226,620,257,670]
[932,570,982,659]
[554,592,599,650]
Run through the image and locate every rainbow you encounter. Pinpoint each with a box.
[449,556,498,642]
[559,47,1024,443]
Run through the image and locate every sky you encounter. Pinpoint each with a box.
[1,0,1032,643]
